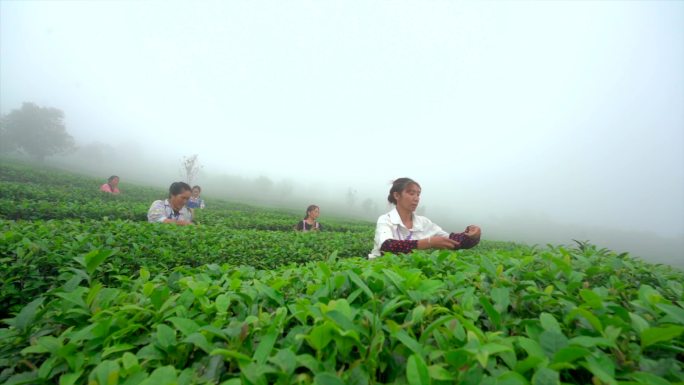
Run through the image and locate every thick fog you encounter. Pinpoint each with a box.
[1,1,683,265]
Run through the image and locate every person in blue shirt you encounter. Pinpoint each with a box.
[187,185,205,210]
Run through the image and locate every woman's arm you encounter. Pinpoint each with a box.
[449,225,481,249]
[380,236,460,254]
[374,218,409,254]
[376,215,464,254]
[380,239,419,254]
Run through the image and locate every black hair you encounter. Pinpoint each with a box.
[304,205,319,219]
[192,185,202,192]
[387,178,420,205]
[108,175,119,183]
[169,182,192,197]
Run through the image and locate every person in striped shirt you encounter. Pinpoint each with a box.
[147,182,194,225]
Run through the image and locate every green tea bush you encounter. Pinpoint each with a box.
[1,160,682,385]
[1,247,682,385]
[0,219,374,316]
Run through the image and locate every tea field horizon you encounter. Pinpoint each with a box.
[1,160,683,385]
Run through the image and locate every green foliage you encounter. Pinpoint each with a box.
[0,160,682,385]
[0,220,375,316]
[0,250,682,385]
[0,161,373,232]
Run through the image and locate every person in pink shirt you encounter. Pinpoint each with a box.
[100,175,120,194]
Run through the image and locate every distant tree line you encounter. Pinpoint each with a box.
[0,102,387,219]
[0,102,75,162]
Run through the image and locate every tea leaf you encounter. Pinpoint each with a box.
[641,325,684,348]
[406,354,430,385]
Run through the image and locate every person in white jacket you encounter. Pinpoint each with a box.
[369,177,481,259]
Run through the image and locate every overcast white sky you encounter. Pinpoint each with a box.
[1,0,683,238]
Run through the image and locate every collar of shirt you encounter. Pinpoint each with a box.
[387,207,425,231]
[163,199,186,214]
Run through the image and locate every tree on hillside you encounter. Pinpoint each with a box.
[0,102,75,161]
[181,154,203,185]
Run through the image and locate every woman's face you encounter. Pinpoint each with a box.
[394,183,421,212]
[309,207,320,219]
[110,177,119,187]
[170,190,191,209]
[192,188,201,198]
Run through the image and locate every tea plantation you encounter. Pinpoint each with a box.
[1,160,682,385]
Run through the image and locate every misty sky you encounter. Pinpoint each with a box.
[1,1,683,238]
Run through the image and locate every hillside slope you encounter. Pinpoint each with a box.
[0,160,682,385]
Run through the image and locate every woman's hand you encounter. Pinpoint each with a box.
[465,225,481,238]
[421,236,460,250]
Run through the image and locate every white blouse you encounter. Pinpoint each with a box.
[369,207,449,259]
[147,199,193,223]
